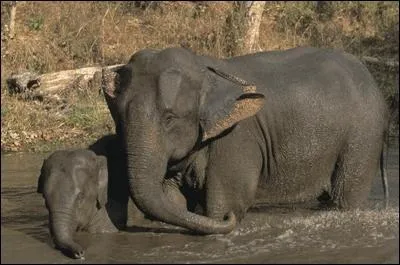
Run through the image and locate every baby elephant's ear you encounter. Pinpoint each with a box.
[96,155,108,209]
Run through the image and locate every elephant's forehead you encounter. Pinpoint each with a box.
[132,52,199,76]
[46,152,94,176]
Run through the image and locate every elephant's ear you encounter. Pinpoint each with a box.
[37,165,45,194]
[102,64,132,99]
[199,67,265,141]
[101,67,125,126]
[96,155,108,209]
[37,159,48,194]
[102,49,158,100]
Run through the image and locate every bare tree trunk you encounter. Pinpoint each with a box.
[229,1,265,56]
[240,1,265,54]
[9,1,17,39]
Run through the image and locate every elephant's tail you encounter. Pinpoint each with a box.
[380,136,389,209]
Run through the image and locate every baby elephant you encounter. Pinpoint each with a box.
[37,148,123,259]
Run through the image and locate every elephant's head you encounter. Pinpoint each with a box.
[37,149,108,259]
[102,47,265,234]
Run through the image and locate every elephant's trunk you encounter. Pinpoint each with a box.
[125,110,236,234]
[50,210,84,259]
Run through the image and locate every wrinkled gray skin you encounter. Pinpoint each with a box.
[89,134,188,220]
[103,47,389,235]
[103,78,190,214]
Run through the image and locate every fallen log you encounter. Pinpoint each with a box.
[362,56,399,68]
[6,64,124,104]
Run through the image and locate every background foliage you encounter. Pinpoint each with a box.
[1,1,398,152]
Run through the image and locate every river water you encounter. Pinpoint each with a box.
[1,139,399,263]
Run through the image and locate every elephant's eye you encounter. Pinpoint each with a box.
[163,112,178,129]
[77,192,85,202]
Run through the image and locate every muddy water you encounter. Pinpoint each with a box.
[1,139,399,264]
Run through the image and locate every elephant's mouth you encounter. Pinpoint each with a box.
[167,127,204,173]
[167,153,195,173]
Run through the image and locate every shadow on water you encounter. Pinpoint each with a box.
[1,139,399,263]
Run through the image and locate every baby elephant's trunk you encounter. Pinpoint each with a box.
[50,211,85,259]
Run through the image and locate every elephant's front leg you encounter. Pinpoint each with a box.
[205,134,263,222]
[205,171,260,222]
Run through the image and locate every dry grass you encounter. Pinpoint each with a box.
[0,85,114,152]
[1,1,399,152]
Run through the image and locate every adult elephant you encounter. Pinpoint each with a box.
[102,47,389,235]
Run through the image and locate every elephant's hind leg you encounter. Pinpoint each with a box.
[330,140,381,210]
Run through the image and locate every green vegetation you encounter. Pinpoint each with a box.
[28,15,44,31]
[1,1,398,152]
